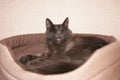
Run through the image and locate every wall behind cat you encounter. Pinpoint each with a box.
[0,0,120,40]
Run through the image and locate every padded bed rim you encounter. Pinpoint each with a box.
[0,33,120,80]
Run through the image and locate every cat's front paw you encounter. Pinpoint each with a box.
[19,54,37,64]
[39,52,49,58]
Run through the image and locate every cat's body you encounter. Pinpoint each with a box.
[19,18,108,75]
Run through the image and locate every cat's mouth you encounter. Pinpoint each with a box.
[57,38,61,42]
[56,38,62,44]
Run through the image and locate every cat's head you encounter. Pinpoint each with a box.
[45,18,72,45]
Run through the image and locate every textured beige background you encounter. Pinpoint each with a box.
[0,0,120,40]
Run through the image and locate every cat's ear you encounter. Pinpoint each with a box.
[63,17,69,28]
[46,18,54,29]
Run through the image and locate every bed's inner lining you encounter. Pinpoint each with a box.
[0,33,116,69]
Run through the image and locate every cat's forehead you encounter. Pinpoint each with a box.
[54,24,63,29]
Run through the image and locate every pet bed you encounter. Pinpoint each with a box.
[0,33,120,80]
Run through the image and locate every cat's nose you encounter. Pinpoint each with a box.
[56,34,61,38]
[56,36,61,40]
[57,35,61,38]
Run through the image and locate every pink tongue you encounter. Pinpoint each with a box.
[57,38,61,42]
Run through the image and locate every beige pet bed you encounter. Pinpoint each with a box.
[0,33,120,80]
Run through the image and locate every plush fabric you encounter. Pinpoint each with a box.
[0,33,120,80]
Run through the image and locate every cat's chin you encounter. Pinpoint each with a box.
[54,40,63,45]
[55,41,62,45]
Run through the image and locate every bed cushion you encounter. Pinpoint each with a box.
[0,33,120,80]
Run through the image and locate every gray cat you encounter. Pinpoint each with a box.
[19,18,108,75]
